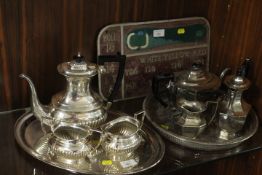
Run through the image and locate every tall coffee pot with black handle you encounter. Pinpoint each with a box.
[218,59,252,140]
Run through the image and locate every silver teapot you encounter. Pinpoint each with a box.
[153,64,226,137]
[20,53,125,130]
[218,59,251,140]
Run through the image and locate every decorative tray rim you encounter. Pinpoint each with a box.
[14,111,165,174]
[143,95,259,150]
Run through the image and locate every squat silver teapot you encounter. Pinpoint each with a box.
[152,63,227,137]
[20,53,126,130]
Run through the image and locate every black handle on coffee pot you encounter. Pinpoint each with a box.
[152,73,175,107]
[97,52,126,103]
[237,58,251,77]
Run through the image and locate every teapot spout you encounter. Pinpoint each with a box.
[20,74,50,124]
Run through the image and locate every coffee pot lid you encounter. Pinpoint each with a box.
[224,59,251,91]
[176,63,221,92]
[224,74,251,91]
[57,53,98,77]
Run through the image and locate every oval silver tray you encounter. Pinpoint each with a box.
[14,111,165,174]
[143,95,259,151]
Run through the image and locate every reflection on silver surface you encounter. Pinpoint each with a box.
[143,95,258,151]
[15,111,165,174]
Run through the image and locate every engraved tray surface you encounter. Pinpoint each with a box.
[14,111,165,174]
[143,95,259,151]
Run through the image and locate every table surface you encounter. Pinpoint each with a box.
[1,98,262,175]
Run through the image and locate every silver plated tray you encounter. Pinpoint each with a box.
[143,95,259,151]
[14,111,165,174]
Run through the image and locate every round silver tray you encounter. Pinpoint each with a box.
[14,111,165,174]
[143,95,259,151]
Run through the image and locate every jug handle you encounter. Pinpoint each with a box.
[205,100,220,126]
[152,73,175,107]
[89,129,108,154]
[134,110,146,130]
[97,52,126,107]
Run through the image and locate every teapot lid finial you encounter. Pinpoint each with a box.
[75,52,84,63]
[70,53,87,71]
[57,54,98,77]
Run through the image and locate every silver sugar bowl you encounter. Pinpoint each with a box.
[48,123,100,162]
[99,111,145,155]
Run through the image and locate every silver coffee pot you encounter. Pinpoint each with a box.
[218,59,251,140]
[20,53,126,130]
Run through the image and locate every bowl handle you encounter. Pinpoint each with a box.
[89,129,108,154]
[206,100,220,126]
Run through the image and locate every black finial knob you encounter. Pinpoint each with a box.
[73,52,84,63]
[192,63,202,70]
[237,58,252,77]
